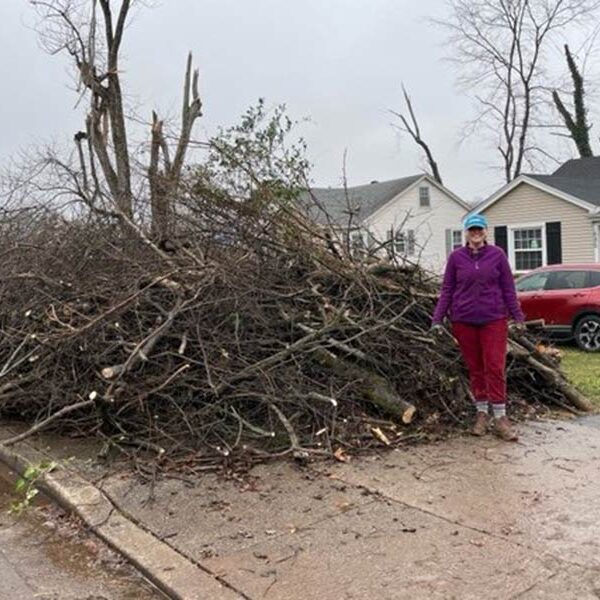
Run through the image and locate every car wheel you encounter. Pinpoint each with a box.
[574,315,600,352]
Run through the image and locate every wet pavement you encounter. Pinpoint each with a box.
[93,416,600,599]
[0,468,163,600]
[2,415,600,599]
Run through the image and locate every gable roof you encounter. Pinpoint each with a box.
[305,175,422,225]
[473,156,600,216]
[303,174,469,226]
[525,174,600,207]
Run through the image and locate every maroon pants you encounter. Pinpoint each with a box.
[452,318,508,404]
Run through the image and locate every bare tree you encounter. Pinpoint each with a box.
[553,44,594,157]
[391,86,444,184]
[436,0,600,182]
[30,0,202,239]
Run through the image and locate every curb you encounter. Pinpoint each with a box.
[0,439,242,600]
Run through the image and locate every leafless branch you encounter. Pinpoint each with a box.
[391,85,443,184]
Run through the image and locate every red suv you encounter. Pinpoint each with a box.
[515,264,600,352]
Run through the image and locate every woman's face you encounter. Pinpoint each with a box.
[465,226,487,246]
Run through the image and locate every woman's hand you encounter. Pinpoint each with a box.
[509,321,526,335]
[429,323,447,338]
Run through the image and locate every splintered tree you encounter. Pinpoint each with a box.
[30,0,202,240]
[436,0,600,182]
[553,45,594,158]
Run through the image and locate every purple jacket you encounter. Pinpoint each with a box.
[432,244,524,325]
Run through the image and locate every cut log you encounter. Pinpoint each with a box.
[101,365,125,380]
[313,347,416,423]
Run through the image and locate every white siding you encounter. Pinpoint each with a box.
[482,182,595,265]
[363,181,468,274]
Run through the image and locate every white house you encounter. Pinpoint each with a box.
[305,174,470,273]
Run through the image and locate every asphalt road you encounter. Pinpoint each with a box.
[0,470,163,600]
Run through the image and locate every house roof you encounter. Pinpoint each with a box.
[524,174,600,207]
[303,174,469,226]
[473,157,600,216]
[304,175,422,226]
[552,156,600,178]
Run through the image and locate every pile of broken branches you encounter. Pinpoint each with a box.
[0,186,592,468]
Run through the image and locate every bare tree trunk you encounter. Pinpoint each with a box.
[96,0,133,219]
[553,45,594,158]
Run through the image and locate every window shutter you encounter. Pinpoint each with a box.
[445,228,452,257]
[494,226,508,254]
[546,221,562,265]
[386,227,393,258]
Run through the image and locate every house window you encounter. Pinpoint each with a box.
[452,229,463,250]
[419,187,430,208]
[511,226,545,271]
[394,231,406,254]
[389,228,416,256]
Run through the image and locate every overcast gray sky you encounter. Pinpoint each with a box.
[0,0,589,203]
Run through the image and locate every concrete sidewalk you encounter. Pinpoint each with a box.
[3,416,600,599]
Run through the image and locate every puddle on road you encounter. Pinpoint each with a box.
[0,467,165,599]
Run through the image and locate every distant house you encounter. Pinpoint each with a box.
[472,157,600,273]
[305,174,470,274]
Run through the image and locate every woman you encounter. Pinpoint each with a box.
[431,214,525,441]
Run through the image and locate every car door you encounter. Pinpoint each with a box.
[515,271,551,320]
[589,271,600,305]
[576,269,600,312]
[535,270,590,325]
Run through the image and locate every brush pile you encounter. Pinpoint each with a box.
[0,183,591,466]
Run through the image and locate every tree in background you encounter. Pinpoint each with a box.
[436,0,600,182]
[553,44,594,158]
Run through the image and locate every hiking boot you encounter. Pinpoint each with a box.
[472,411,489,436]
[494,416,518,442]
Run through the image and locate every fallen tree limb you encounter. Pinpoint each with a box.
[313,347,416,423]
[508,340,593,412]
[101,298,183,381]
[0,399,96,447]
[213,322,341,396]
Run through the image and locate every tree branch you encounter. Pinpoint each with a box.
[391,86,443,184]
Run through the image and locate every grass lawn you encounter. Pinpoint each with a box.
[560,347,600,405]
